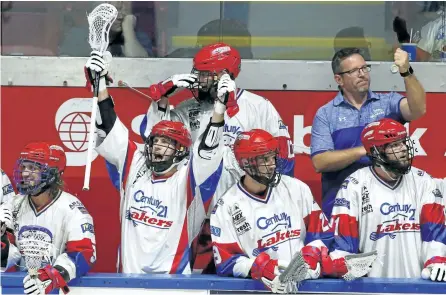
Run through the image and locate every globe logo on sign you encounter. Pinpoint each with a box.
[57,112,92,152]
[55,98,98,167]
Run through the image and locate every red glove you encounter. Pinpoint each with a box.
[148,74,197,102]
[320,246,348,277]
[250,252,288,293]
[23,265,70,295]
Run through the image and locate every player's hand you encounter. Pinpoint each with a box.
[301,245,323,279]
[23,265,70,295]
[394,48,410,73]
[216,74,236,106]
[422,264,446,282]
[251,252,289,293]
[0,203,13,236]
[148,74,197,102]
[84,50,113,92]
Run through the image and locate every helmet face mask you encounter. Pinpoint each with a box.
[239,150,282,187]
[370,137,414,176]
[13,142,65,196]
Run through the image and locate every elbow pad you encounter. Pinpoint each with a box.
[198,119,224,160]
[96,97,117,135]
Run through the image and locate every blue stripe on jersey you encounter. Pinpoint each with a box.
[216,254,246,276]
[333,235,359,254]
[140,115,148,142]
[421,222,446,244]
[174,246,191,274]
[68,252,91,277]
[305,232,334,248]
[189,155,224,204]
[279,157,295,177]
[105,161,121,190]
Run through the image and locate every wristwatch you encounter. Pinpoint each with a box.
[400,66,414,77]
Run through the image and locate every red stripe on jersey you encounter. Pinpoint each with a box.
[333,214,359,238]
[421,203,445,225]
[424,256,446,268]
[66,238,95,266]
[276,136,292,159]
[213,242,245,264]
[169,216,189,274]
[122,141,138,189]
[304,210,329,233]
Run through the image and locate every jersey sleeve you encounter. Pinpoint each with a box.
[1,170,15,204]
[300,183,333,249]
[55,203,96,280]
[188,124,224,214]
[419,177,446,267]
[329,176,361,258]
[210,199,253,278]
[262,99,294,177]
[140,101,185,141]
[95,117,140,191]
[310,107,334,157]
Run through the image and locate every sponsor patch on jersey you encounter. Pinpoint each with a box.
[81,223,95,234]
[210,225,221,237]
[231,203,245,225]
[133,191,168,218]
[69,201,89,214]
[254,229,301,255]
[380,202,416,220]
[256,212,291,230]
[188,107,201,131]
[235,222,251,236]
[432,188,443,199]
[2,184,14,196]
[278,120,287,130]
[361,186,370,203]
[334,198,350,209]
[211,199,224,214]
[417,170,425,177]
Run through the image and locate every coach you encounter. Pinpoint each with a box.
[311,47,426,218]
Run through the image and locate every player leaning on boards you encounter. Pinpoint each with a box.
[328,118,446,281]
[210,129,334,293]
[0,142,96,295]
[311,47,427,219]
[85,50,230,274]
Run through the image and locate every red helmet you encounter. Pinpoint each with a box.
[145,121,192,173]
[361,118,408,153]
[361,118,413,175]
[13,142,66,195]
[193,42,241,79]
[233,129,281,187]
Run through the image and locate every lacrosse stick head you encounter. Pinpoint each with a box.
[278,251,310,293]
[342,250,378,281]
[17,225,55,278]
[87,3,118,53]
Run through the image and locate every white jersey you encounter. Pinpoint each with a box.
[417,11,445,60]
[210,175,331,277]
[142,89,294,211]
[1,169,15,204]
[96,116,224,274]
[1,191,96,277]
[330,166,446,279]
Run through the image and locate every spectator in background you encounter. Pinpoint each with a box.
[416,3,445,61]
[310,47,427,219]
[59,1,152,57]
[166,19,253,58]
[334,27,371,61]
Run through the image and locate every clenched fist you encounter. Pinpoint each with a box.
[394,48,410,73]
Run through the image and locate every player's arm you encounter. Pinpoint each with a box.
[419,177,446,282]
[310,108,366,173]
[0,201,21,272]
[262,99,295,177]
[84,51,139,190]
[299,183,334,279]
[321,176,361,278]
[23,207,96,295]
[141,74,197,140]
[1,170,15,204]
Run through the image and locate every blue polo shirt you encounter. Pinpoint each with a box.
[311,90,406,219]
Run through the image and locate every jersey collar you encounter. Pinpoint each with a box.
[237,182,273,204]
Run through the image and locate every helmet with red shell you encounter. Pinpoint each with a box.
[193,42,241,79]
[13,142,66,195]
[233,129,282,187]
[361,118,414,175]
[144,120,192,173]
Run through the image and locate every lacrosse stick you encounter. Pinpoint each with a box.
[118,80,153,100]
[342,250,378,281]
[278,251,309,293]
[17,227,55,279]
[83,3,118,191]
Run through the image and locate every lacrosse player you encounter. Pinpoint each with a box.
[328,118,446,280]
[210,129,332,293]
[85,49,229,274]
[1,169,15,203]
[0,142,96,294]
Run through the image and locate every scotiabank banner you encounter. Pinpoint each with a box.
[2,86,445,272]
